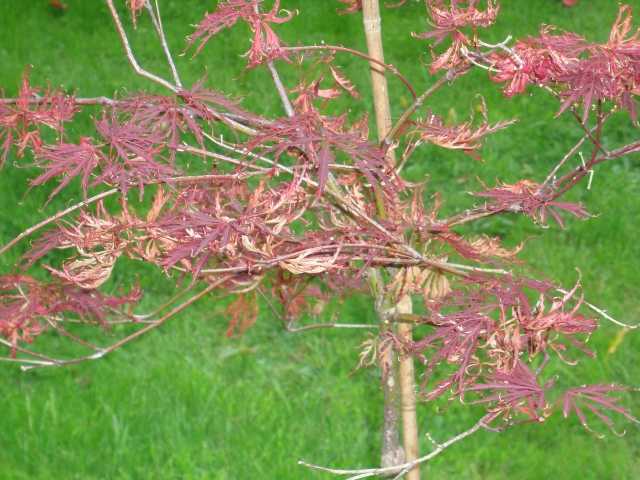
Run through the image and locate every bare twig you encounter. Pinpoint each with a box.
[17,276,231,371]
[267,61,295,117]
[383,68,462,150]
[284,45,416,100]
[556,288,639,330]
[0,188,119,257]
[105,0,178,93]
[541,130,593,188]
[298,415,493,480]
[286,322,378,333]
[145,0,183,89]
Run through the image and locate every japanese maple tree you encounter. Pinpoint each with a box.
[1,1,638,478]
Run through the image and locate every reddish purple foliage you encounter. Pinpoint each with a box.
[188,0,294,68]
[489,6,640,122]
[466,360,550,422]
[475,180,590,227]
[416,0,499,73]
[0,71,77,165]
[562,385,639,434]
[31,138,104,201]
[246,111,396,195]
[0,274,140,354]
[0,0,636,456]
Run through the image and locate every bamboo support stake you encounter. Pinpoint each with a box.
[361,1,420,478]
[361,0,395,165]
[397,298,420,480]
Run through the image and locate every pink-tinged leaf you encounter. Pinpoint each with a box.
[490,6,640,121]
[329,66,360,99]
[562,385,639,435]
[476,180,590,227]
[466,361,549,422]
[127,0,146,27]
[22,229,66,268]
[94,112,175,194]
[31,138,103,202]
[0,275,141,354]
[187,0,256,53]
[245,112,393,196]
[415,308,495,399]
[0,71,78,165]
[317,142,333,195]
[412,111,515,158]
[188,0,294,68]
[414,0,499,73]
[417,0,499,44]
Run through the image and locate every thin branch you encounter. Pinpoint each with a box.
[556,288,639,330]
[267,61,295,117]
[286,322,378,333]
[541,129,594,188]
[145,0,183,89]
[183,142,489,279]
[0,95,119,106]
[179,143,279,174]
[298,415,493,480]
[383,68,461,149]
[284,45,416,99]
[133,283,196,320]
[18,276,231,371]
[105,0,178,93]
[0,188,119,257]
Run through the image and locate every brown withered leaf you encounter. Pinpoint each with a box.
[329,66,360,99]
[45,251,121,290]
[352,334,394,379]
[279,247,341,275]
[49,0,68,11]
[225,292,259,337]
[468,235,523,259]
[353,335,378,373]
[422,268,451,301]
[146,187,168,223]
[389,266,428,298]
[388,265,451,301]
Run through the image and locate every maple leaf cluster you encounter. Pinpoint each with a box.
[0,71,77,166]
[0,274,140,355]
[489,5,640,122]
[188,0,294,67]
[0,0,636,444]
[416,0,500,73]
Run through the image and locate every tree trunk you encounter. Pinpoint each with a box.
[361,1,420,478]
[368,269,404,470]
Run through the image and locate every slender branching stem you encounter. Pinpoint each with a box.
[284,45,417,99]
[145,0,183,89]
[383,70,459,149]
[267,61,295,117]
[0,188,119,257]
[17,276,231,371]
[298,415,493,480]
[105,0,178,93]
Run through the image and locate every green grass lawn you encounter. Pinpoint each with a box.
[0,1,639,478]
